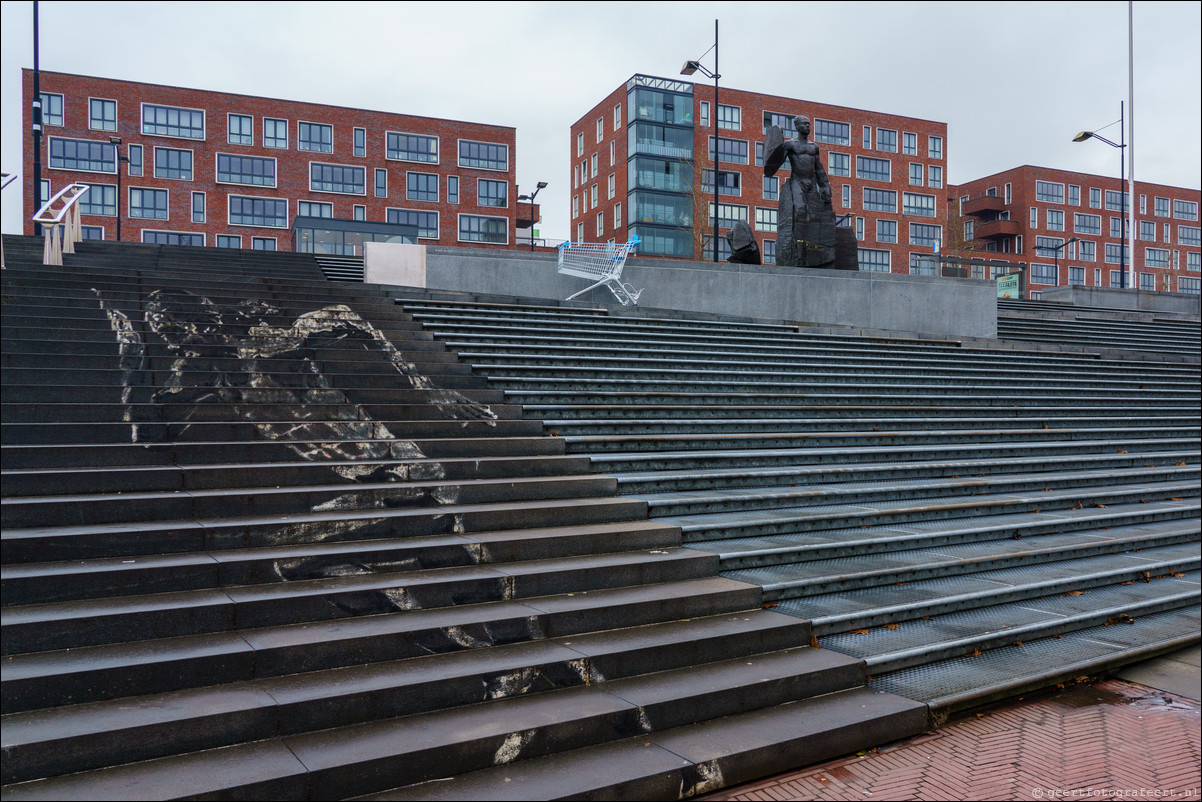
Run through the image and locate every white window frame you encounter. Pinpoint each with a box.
[309,160,368,196]
[297,120,335,154]
[88,97,118,132]
[140,102,206,141]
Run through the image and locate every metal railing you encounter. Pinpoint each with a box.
[31,182,91,266]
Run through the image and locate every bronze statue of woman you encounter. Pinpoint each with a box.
[764,115,837,267]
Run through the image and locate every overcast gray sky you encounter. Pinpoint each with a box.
[3,0,1199,241]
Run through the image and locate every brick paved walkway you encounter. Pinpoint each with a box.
[703,680,1201,801]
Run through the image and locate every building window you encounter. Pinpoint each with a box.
[1164,223,1172,243]
[856,156,890,182]
[699,102,710,128]
[1140,220,1156,241]
[459,214,507,244]
[387,132,438,163]
[614,202,622,228]
[264,118,288,149]
[252,237,276,251]
[902,192,936,217]
[81,225,104,240]
[1030,263,1058,285]
[89,98,117,131]
[590,185,598,206]
[353,205,366,221]
[1069,266,1085,285]
[216,154,275,187]
[909,163,923,186]
[762,239,776,264]
[298,201,333,218]
[709,137,749,165]
[229,195,288,228]
[79,183,117,216]
[1035,181,1065,204]
[1154,197,1170,217]
[814,119,850,146]
[1181,276,1201,294]
[353,127,366,158]
[48,137,116,173]
[1046,209,1065,232]
[373,168,387,198]
[902,131,917,156]
[153,147,193,180]
[717,104,741,131]
[708,202,749,229]
[403,172,438,202]
[863,188,898,212]
[448,176,459,204]
[755,207,778,232]
[591,153,599,177]
[909,223,942,247]
[127,144,142,177]
[927,135,943,160]
[459,140,508,171]
[763,176,779,201]
[859,248,890,272]
[217,235,241,248]
[1068,185,1081,206]
[1089,188,1102,208]
[614,103,623,130]
[702,169,741,196]
[842,185,851,208]
[608,173,616,200]
[877,219,898,243]
[228,114,253,146]
[928,166,942,189]
[1187,252,1201,272]
[1104,243,1129,264]
[1174,200,1199,221]
[1145,248,1170,268]
[862,126,872,149]
[298,122,334,153]
[1074,213,1101,235]
[1079,241,1096,261]
[478,179,508,208]
[596,117,604,143]
[39,92,64,126]
[963,219,974,241]
[387,208,439,239]
[310,163,366,194]
[1138,272,1155,290]
[142,230,204,246]
[189,192,204,223]
[1179,226,1201,247]
[1105,189,1129,212]
[142,104,204,139]
[876,129,897,153]
[596,211,604,236]
[1110,217,1123,238]
[828,152,850,177]
[129,188,169,220]
[909,253,938,275]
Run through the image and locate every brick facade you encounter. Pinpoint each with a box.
[570,73,950,274]
[954,166,1202,297]
[23,70,520,252]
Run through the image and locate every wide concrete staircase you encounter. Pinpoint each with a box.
[391,292,1201,720]
[0,237,926,801]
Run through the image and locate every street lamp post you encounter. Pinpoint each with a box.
[681,20,720,263]
[517,181,548,252]
[109,136,130,241]
[1073,103,1130,290]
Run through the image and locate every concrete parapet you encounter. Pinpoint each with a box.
[370,245,999,339]
[1041,285,1202,317]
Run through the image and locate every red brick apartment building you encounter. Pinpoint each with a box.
[22,70,531,252]
[569,73,950,271]
[953,166,1201,297]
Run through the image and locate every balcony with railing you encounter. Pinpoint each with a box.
[962,194,1009,217]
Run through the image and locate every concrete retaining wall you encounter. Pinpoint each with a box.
[371,245,1000,339]
[1040,285,1202,317]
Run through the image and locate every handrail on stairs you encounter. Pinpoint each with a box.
[31,182,91,266]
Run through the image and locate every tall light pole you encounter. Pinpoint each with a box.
[681,20,720,262]
[517,180,547,252]
[1036,236,1079,279]
[1073,104,1129,289]
[109,136,129,241]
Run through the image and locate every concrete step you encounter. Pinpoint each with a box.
[1,495,649,564]
[0,648,895,801]
[1,453,593,497]
[521,402,1201,421]
[0,519,683,606]
[635,465,1201,517]
[611,449,1201,494]
[0,609,810,784]
[0,434,565,470]
[1,575,763,712]
[2,546,720,654]
[0,400,523,424]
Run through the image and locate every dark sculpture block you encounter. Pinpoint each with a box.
[725,220,762,265]
[764,116,842,270]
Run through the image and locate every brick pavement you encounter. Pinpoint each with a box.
[703,680,1201,802]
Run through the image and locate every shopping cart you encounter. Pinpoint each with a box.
[556,237,642,305]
